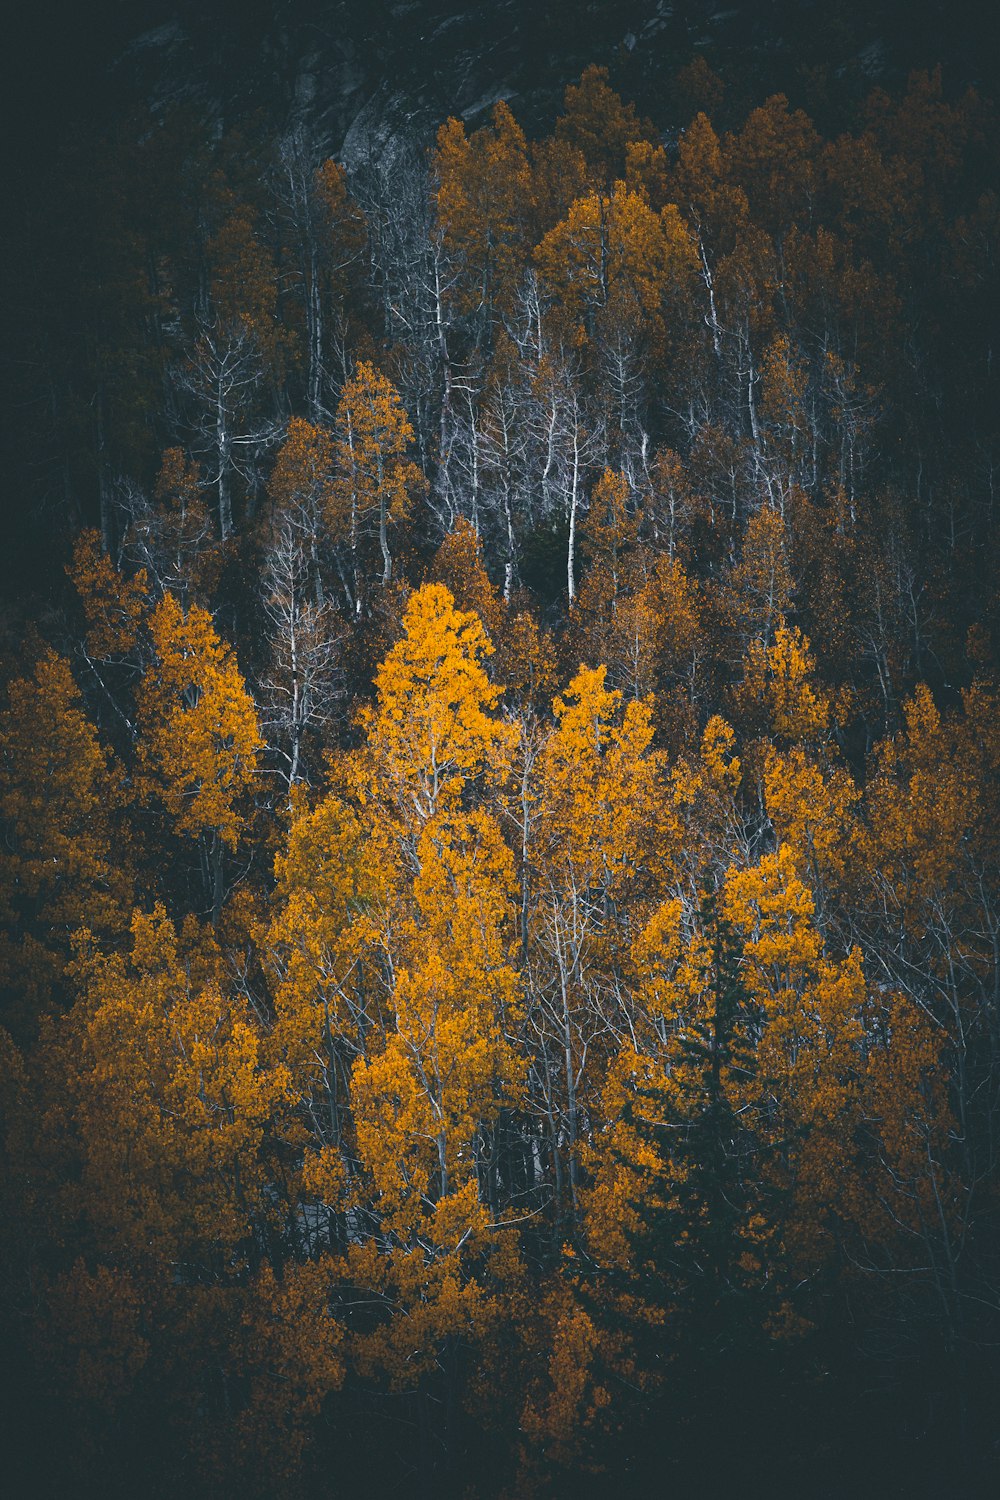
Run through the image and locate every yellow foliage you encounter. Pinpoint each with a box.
[267,790,385,1076]
[554,65,659,189]
[724,505,795,653]
[136,593,263,850]
[535,180,698,349]
[668,715,742,872]
[427,516,504,642]
[540,663,663,898]
[69,528,148,658]
[740,622,831,742]
[63,906,292,1266]
[765,744,859,885]
[350,811,522,1237]
[268,415,335,518]
[329,361,425,593]
[0,649,130,1029]
[497,608,559,708]
[238,1258,346,1476]
[518,1276,621,1481]
[434,101,535,316]
[353,581,516,827]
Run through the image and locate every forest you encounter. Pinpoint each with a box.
[2,34,1000,1498]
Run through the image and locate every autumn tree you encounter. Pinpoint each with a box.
[205,204,282,368]
[60,905,292,1271]
[267,415,336,604]
[554,66,660,191]
[136,594,263,923]
[434,101,535,322]
[329,361,425,605]
[0,649,130,1035]
[534,181,699,360]
[349,809,523,1239]
[353,582,515,834]
[526,664,664,1221]
[427,516,504,644]
[69,527,149,663]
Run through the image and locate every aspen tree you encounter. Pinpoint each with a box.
[136,594,263,923]
[329,361,424,606]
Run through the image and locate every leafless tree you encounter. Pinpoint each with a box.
[260,511,343,787]
[175,319,279,540]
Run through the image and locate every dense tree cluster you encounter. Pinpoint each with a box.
[2,59,1000,1498]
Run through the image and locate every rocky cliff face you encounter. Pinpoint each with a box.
[113,0,688,153]
[101,0,988,160]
